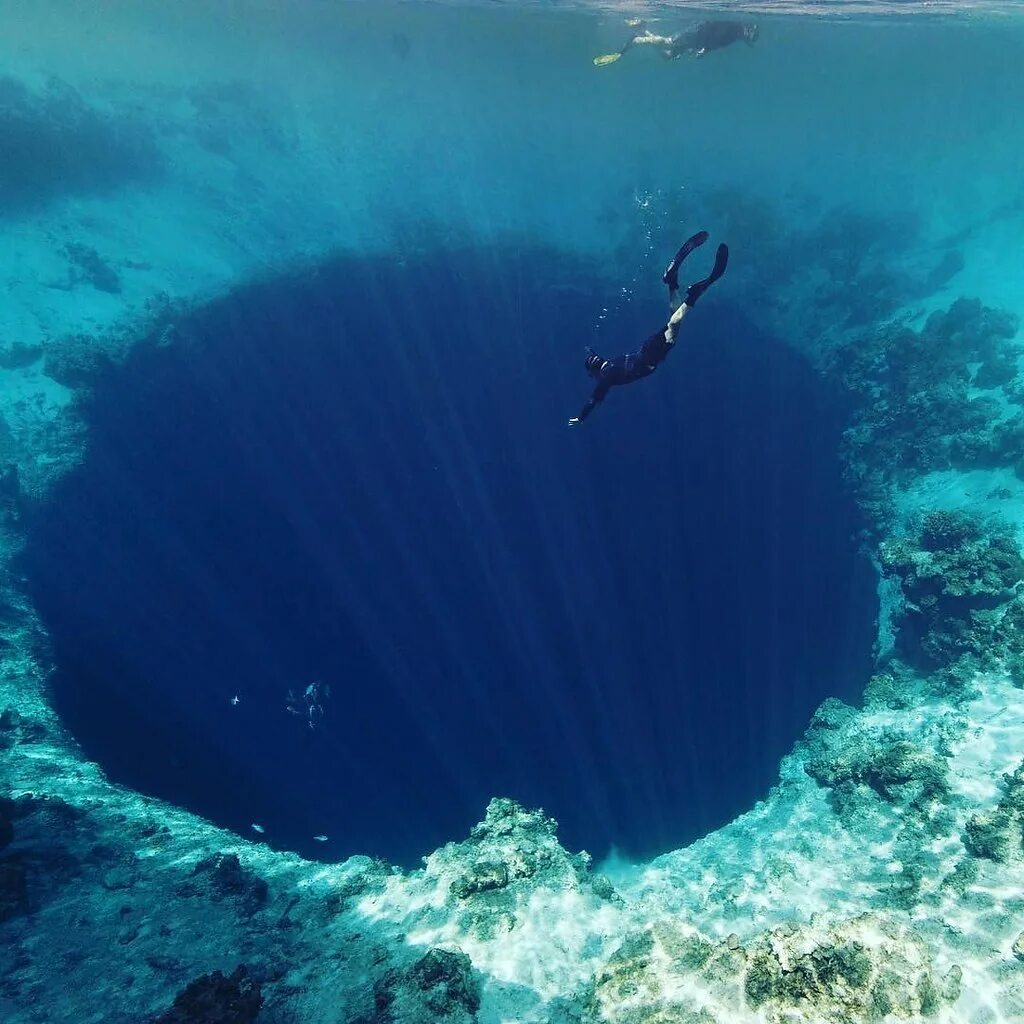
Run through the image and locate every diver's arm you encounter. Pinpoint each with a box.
[569,379,611,426]
[594,22,673,66]
[631,30,675,48]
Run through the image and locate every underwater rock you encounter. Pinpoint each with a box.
[1012,932,1024,962]
[153,965,263,1024]
[450,860,509,900]
[62,242,122,294]
[7,791,84,849]
[368,948,480,1024]
[183,853,269,915]
[961,760,1024,863]
[918,509,983,553]
[833,298,1022,494]
[0,464,22,525]
[861,664,925,711]
[803,717,949,815]
[589,914,954,1024]
[0,798,13,850]
[0,73,159,213]
[940,856,979,897]
[878,511,1024,674]
[324,857,396,917]
[0,794,88,924]
[0,859,29,922]
[418,798,618,941]
[43,331,117,389]
[742,935,872,1009]
[962,810,1015,861]
[0,341,43,370]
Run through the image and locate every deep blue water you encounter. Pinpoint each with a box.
[23,242,876,865]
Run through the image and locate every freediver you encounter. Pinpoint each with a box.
[568,231,728,427]
[286,680,330,730]
[594,19,759,66]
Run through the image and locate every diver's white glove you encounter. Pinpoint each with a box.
[568,417,580,427]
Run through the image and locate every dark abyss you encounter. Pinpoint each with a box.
[22,243,877,865]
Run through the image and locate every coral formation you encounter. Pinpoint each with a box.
[962,760,1024,863]
[153,965,263,1024]
[587,914,958,1024]
[62,243,122,294]
[42,332,118,389]
[0,798,12,850]
[834,299,1022,494]
[182,853,270,916]
[803,704,950,814]
[362,949,480,1024]
[411,798,620,943]
[0,74,159,212]
[878,510,1024,676]
[0,861,28,924]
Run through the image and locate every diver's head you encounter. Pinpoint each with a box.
[585,352,605,377]
[743,23,759,45]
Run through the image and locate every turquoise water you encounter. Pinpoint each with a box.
[2,2,1024,1021]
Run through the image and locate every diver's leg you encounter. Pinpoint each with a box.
[633,30,675,48]
[594,27,673,66]
[662,230,709,299]
[664,243,728,343]
[664,301,692,344]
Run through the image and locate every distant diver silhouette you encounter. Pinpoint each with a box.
[568,232,728,426]
[286,680,330,730]
[594,19,759,66]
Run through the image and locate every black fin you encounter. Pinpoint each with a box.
[683,244,729,307]
[662,230,709,288]
[707,242,729,284]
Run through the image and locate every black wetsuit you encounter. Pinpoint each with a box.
[572,237,727,425]
[666,20,751,58]
[575,327,673,424]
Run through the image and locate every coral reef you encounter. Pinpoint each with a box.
[408,798,620,944]
[153,965,263,1024]
[0,798,13,850]
[802,700,950,815]
[962,760,1024,863]
[181,853,270,917]
[878,510,1024,676]
[0,74,159,212]
[361,949,480,1024]
[62,243,122,294]
[834,299,1022,493]
[41,292,179,392]
[0,860,27,924]
[41,332,118,389]
[587,914,959,1024]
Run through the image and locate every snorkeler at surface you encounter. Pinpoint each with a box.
[568,231,728,427]
[594,19,759,66]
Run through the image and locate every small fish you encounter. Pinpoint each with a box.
[230,695,241,706]
[251,823,265,834]
[313,835,328,842]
